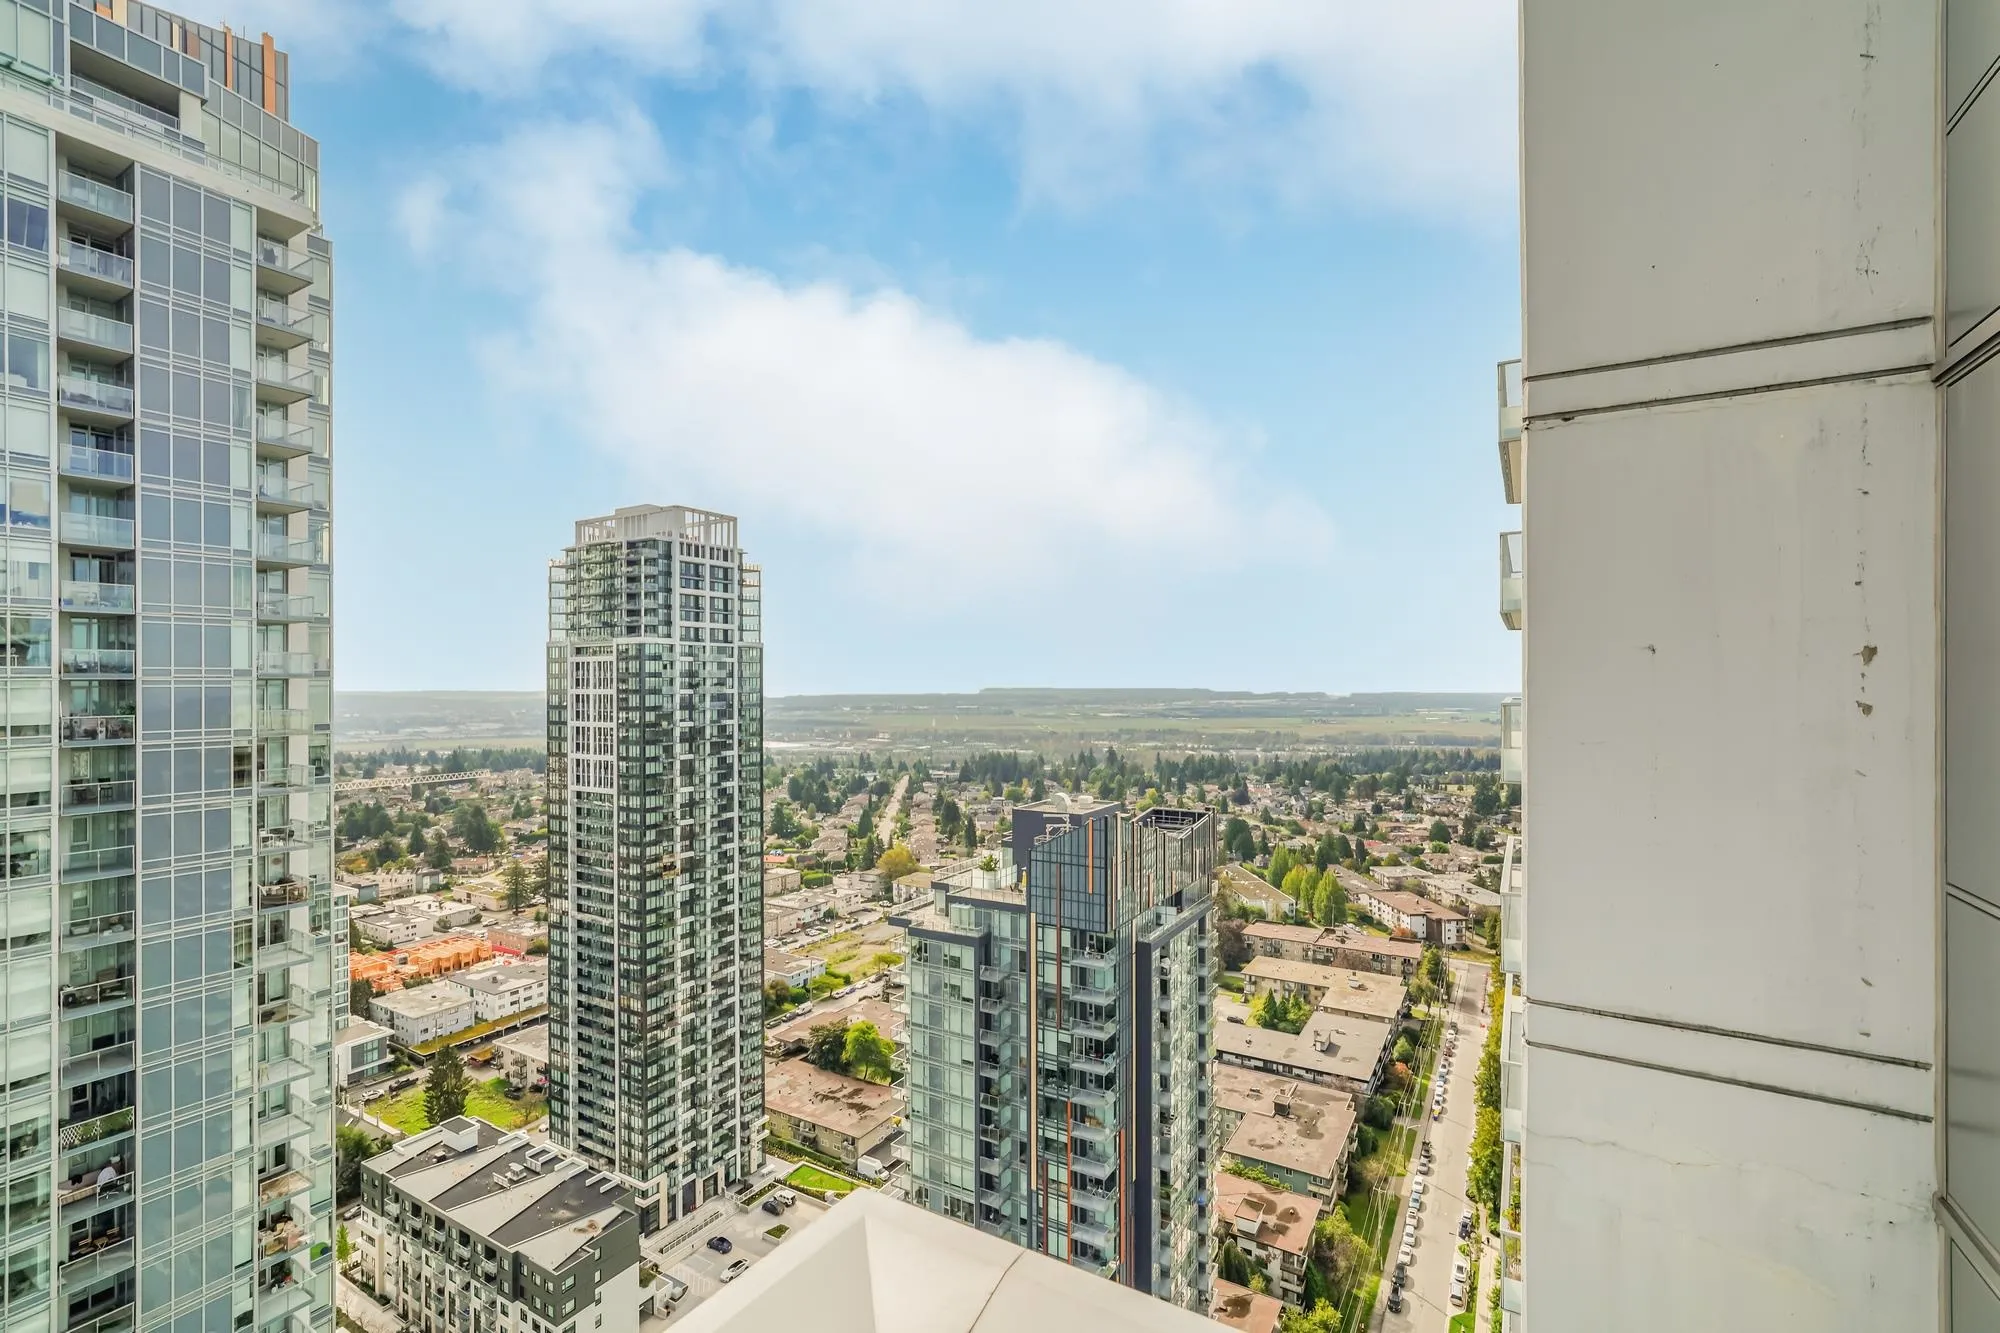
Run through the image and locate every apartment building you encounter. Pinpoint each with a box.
[1211,1172,1319,1307]
[356,1118,641,1333]
[0,6,342,1333]
[545,505,764,1231]
[369,989,473,1049]
[445,960,547,1024]
[893,799,1216,1312]
[1508,1,1986,1326]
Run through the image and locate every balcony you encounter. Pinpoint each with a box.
[57,375,134,422]
[62,714,134,745]
[57,171,134,227]
[256,650,328,677]
[257,1049,311,1092]
[258,879,311,911]
[1500,697,1523,786]
[255,416,315,460]
[61,648,135,677]
[59,1106,133,1152]
[63,780,134,812]
[255,533,321,568]
[58,242,133,292]
[61,911,134,950]
[60,1235,133,1287]
[255,298,311,351]
[60,512,134,550]
[258,708,314,735]
[255,358,315,405]
[256,593,327,622]
[258,764,319,793]
[258,998,305,1029]
[1498,357,1523,505]
[59,442,135,485]
[59,976,133,1016]
[57,307,134,358]
[63,846,134,879]
[255,238,315,296]
[61,1041,134,1087]
[257,1106,315,1145]
[1499,836,1524,979]
[255,473,324,513]
[1500,990,1524,1146]
[1499,530,1523,631]
[257,937,313,972]
[60,582,134,615]
[65,1298,135,1333]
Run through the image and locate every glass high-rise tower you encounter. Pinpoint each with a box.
[545,505,763,1231]
[895,799,1217,1313]
[0,5,337,1333]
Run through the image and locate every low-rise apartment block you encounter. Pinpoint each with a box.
[371,988,477,1048]
[1213,1172,1321,1306]
[1211,1280,1286,1333]
[763,1058,902,1171]
[764,995,907,1059]
[1242,958,1409,1025]
[447,960,550,1023]
[1212,1065,1358,1202]
[1215,1010,1391,1098]
[1347,886,1468,948]
[764,949,826,991]
[357,1118,642,1333]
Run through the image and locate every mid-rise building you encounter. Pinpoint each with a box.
[545,505,764,1230]
[355,1118,642,1333]
[0,6,339,1333]
[894,801,1216,1312]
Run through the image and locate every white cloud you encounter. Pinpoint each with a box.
[416,116,1330,607]
[379,0,1515,220]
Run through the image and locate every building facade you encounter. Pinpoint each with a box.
[1509,1,1988,1327]
[0,6,342,1333]
[894,802,1217,1313]
[355,1118,642,1333]
[544,505,763,1230]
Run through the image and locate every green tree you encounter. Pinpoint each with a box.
[422,1047,471,1126]
[1221,1157,1285,1189]
[763,979,799,1018]
[1420,945,1447,990]
[1278,1300,1343,1333]
[1265,845,1299,891]
[1251,991,1311,1035]
[336,1222,351,1263]
[1429,819,1451,844]
[1216,917,1252,971]
[335,1124,382,1202]
[1279,864,1312,916]
[376,835,405,865]
[425,836,454,871]
[1392,1033,1416,1065]
[1311,1208,1372,1293]
[1362,1095,1396,1131]
[842,1021,896,1083]
[452,803,500,854]
[962,817,979,853]
[1471,774,1501,819]
[408,825,428,855]
[501,860,531,913]
[1223,817,1255,862]
[805,1021,850,1073]
[1217,1238,1253,1286]
[348,979,374,1017]
[875,844,919,884]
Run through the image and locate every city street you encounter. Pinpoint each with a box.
[1378,961,1490,1333]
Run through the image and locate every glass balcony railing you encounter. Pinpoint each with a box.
[60,581,135,613]
[255,358,315,396]
[1500,530,1524,631]
[257,765,317,791]
[61,511,134,548]
[63,845,134,877]
[59,975,133,1011]
[59,243,133,287]
[255,533,321,565]
[258,708,311,734]
[57,171,134,223]
[63,910,134,945]
[1500,697,1524,786]
[1499,836,1524,979]
[255,238,313,285]
[1498,357,1524,504]
[255,474,325,509]
[58,307,134,354]
[256,418,313,454]
[61,648,135,676]
[256,298,309,340]
[60,442,135,483]
[63,780,134,811]
[256,650,328,676]
[256,593,327,621]
[58,375,134,417]
[62,714,134,744]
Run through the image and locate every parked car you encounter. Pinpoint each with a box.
[1386,1292,1404,1314]
[707,1236,733,1254]
[775,1190,798,1208]
[1417,1158,1433,1175]
[1453,1258,1471,1283]
[1450,1280,1468,1306]
[1399,1245,1414,1268]
[722,1259,750,1283]
[762,1198,783,1216]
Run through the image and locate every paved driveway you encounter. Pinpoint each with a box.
[649,1190,830,1321]
[1378,963,1489,1333]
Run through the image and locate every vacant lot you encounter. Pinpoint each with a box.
[804,921,904,979]
[372,1077,547,1135]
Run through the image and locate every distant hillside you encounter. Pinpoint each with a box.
[336,691,545,747]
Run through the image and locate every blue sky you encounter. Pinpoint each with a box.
[250,0,1521,696]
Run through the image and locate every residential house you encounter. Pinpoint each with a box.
[335,1019,395,1087]
[764,950,827,991]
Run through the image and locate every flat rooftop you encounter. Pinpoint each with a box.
[1242,959,1408,1023]
[1210,1280,1284,1333]
[366,1118,632,1271]
[765,1059,902,1139]
[1213,1172,1322,1255]
[1223,1087,1357,1185]
[767,996,906,1051]
[1215,1011,1392,1087]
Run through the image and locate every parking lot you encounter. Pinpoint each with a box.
[644,1187,830,1324]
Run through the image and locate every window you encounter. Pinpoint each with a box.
[2,200,42,253]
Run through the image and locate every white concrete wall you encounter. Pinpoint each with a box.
[1521,0,1943,1326]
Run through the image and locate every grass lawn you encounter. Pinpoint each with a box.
[1449,1315,1475,1333]
[784,1163,860,1197]
[372,1077,547,1135]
